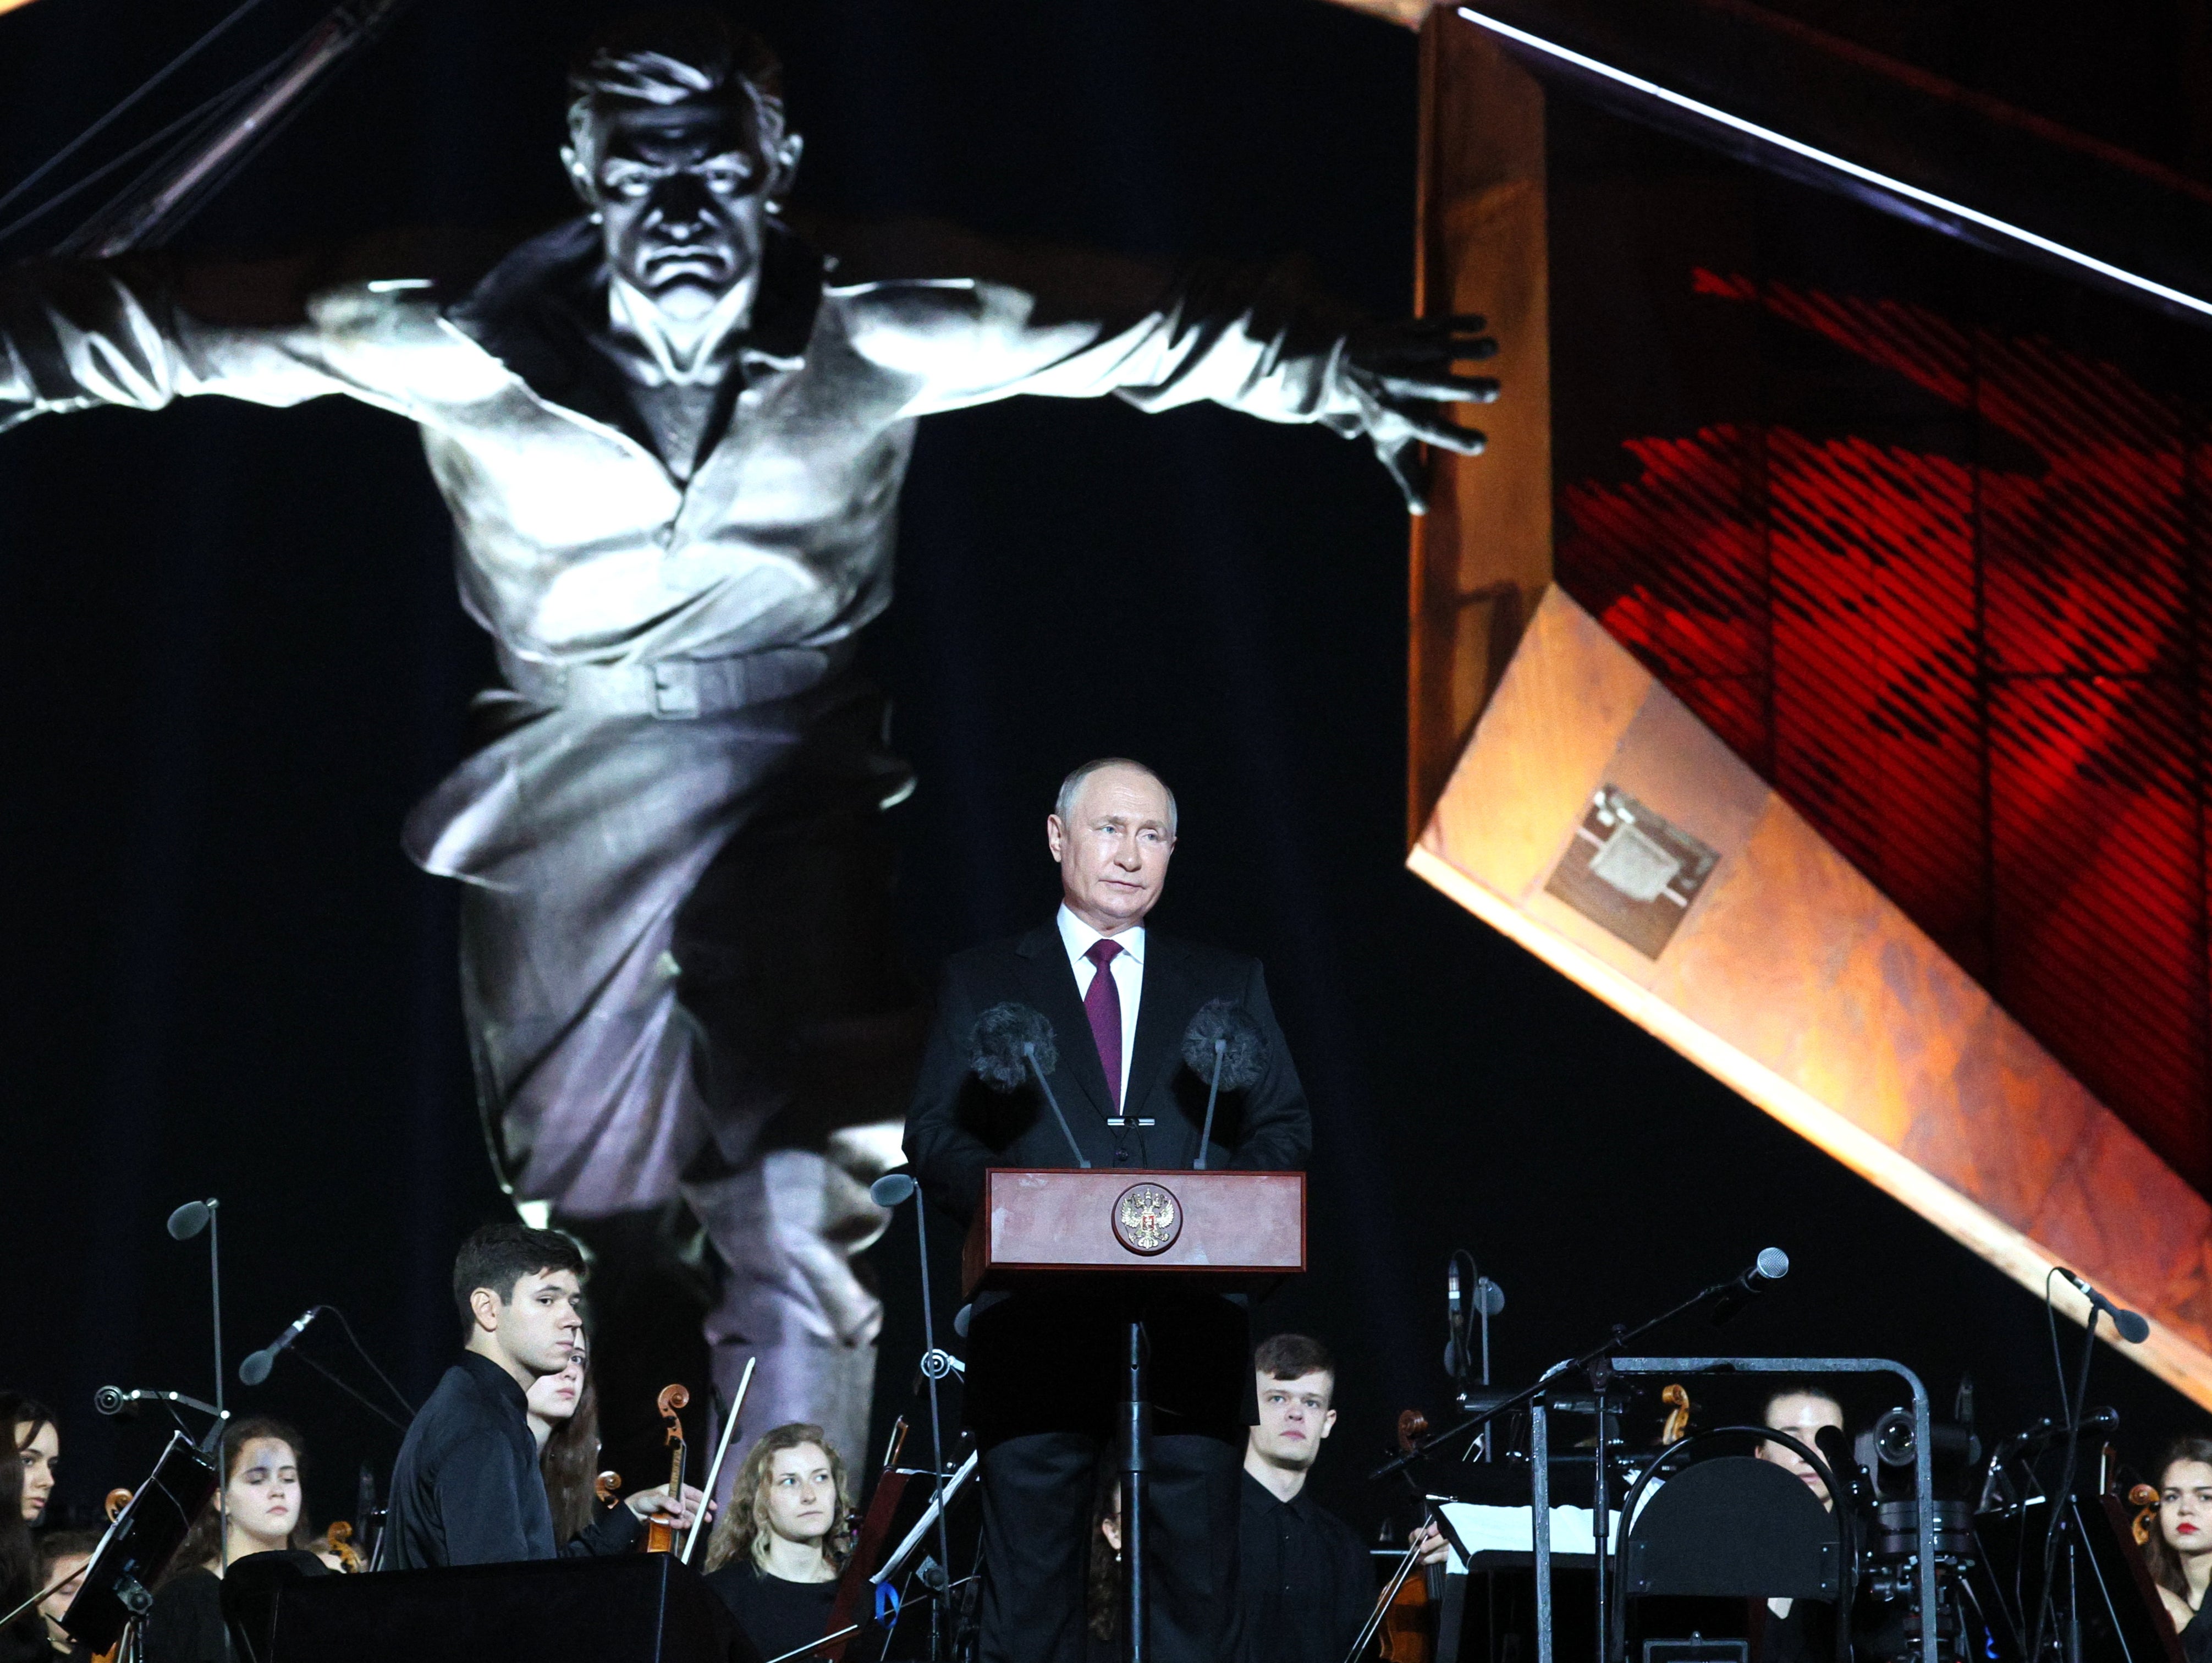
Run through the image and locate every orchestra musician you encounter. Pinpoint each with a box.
[144,1417,316,1663]
[2143,1435,2212,1663]
[904,759,1314,1663]
[0,1455,45,1663]
[1234,1335,1387,1663]
[1748,1384,1847,1663]
[701,1423,851,1663]
[31,1532,95,1661]
[2,1399,59,1530]
[383,1223,588,1569]
[526,1342,705,1554]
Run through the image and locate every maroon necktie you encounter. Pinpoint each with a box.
[1083,938,1124,1108]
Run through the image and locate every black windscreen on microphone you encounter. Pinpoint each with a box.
[968,1002,1059,1091]
[1178,1001,1265,1091]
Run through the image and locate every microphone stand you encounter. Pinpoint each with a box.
[1022,1044,1090,1169]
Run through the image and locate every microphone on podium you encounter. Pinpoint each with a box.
[969,1002,1090,1169]
[1178,1001,1265,1170]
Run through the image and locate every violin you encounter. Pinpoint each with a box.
[2131,1483,2161,1547]
[595,1471,623,1507]
[646,1385,690,1554]
[822,1420,912,1662]
[323,1520,363,1573]
[103,1489,132,1523]
[1659,1384,1692,1446]
[1379,1410,1438,1663]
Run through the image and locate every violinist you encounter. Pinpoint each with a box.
[32,1532,96,1661]
[1,1398,59,1530]
[702,1424,851,1663]
[2142,1435,2212,1663]
[144,1417,318,1663]
[1234,1335,1378,1663]
[384,1223,584,1569]
[526,1344,704,1554]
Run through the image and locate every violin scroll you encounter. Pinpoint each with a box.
[2131,1482,2160,1546]
[323,1519,362,1573]
[596,1470,623,1506]
[1659,1384,1692,1446]
[103,1489,132,1523]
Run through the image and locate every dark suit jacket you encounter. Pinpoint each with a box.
[903,920,1312,1444]
[903,922,1312,1223]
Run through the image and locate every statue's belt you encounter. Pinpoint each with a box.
[498,640,854,719]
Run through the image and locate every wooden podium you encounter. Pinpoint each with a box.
[959,1166,1307,1663]
[960,1167,1306,1296]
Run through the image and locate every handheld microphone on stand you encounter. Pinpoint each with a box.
[1706,1247,1790,1325]
[2055,1269,2150,1343]
[969,1002,1088,1168]
[1178,1001,1265,1169]
[166,1198,227,1454]
[239,1307,326,1386]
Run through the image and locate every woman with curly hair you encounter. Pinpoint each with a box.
[702,1425,852,1662]
[2145,1436,2212,1662]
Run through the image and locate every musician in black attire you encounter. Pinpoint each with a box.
[904,759,1313,1663]
[1235,1335,1375,1663]
[702,1424,851,1661]
[384,1224,587,1568]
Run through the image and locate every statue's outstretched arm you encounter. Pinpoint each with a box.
[840,246,1497,512]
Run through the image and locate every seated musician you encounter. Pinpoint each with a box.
[1234,1335,1378,1663]
[527,1342,703,1554]
[701,1425,851,1663]
[2143,1435,2212,1661]
[904,758,1312,1663]
[33,1531,96,1661]
[1747,1384,1847,1663]
[146,1417,317,1663]
[383,1223,590,1568]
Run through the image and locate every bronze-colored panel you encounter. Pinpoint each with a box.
[1413,585,2212,1408]
[1407,9,1554,838]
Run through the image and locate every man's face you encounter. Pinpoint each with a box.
[475,1269,585,1377]
[1757,1392,1846,1509]
[573,98,796,322]
[1248,1370,1338,1473]
[1046,766,1176,934]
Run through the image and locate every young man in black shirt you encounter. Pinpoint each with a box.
[384,1224,596,1568]
[1236,1335,1378,1663]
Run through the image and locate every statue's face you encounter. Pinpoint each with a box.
[574,96,797,321]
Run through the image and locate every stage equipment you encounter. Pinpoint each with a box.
[258,1552,736,1663]
[234,1303,414,1432]
[54,1432,218,1656]
[1373,1259,1940,1663]
[166,1198,228,1457]
[239,1306,323,1385]
[964,1167,1307,1663]
[968,1003,1088,1168]
[1381,0,2212,1411]
[1177,1001,1266,1168]
[870,1171,956,1661]
[2055,1274,2152,1347]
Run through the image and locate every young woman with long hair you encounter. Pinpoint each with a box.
[143,1418,312,1663]
[524,1346,701,1554]
[0,1399,59,1530]
[2145,1436,2212,1661]
[0,1456,48,1663]
[701,1424,853,1663]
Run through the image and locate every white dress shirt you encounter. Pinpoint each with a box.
[1057,904,1146,1112]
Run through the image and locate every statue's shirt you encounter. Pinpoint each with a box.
[0,218,1366,676]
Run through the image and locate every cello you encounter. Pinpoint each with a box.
[646,1385,690,1555]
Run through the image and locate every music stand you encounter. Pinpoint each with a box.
[62,1432,218,1655]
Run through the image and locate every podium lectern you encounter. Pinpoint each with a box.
[961,1168,1306,1663]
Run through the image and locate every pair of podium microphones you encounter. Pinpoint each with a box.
[960,997,1265,1171]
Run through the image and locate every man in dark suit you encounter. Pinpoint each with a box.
[904,757,1312,1663]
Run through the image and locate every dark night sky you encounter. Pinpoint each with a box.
[1,0,2206,1546]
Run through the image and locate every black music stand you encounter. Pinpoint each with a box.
[62,1432,218,1656]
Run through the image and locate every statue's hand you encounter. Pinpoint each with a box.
[1338,314,1499,514]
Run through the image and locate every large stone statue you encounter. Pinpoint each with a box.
[0,14,1495,1474]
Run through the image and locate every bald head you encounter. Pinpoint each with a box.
[1047,760,1178,935]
